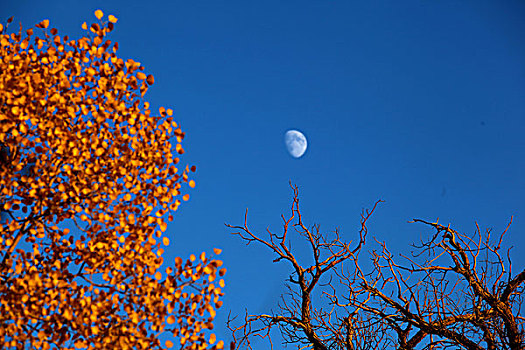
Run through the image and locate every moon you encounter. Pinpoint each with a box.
[284,130,307,158]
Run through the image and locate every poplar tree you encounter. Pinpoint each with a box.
[0,11,225,349]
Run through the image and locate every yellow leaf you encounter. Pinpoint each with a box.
[108,15,118,23]
[75,340,86,348]
[189,180,196,188]
[42,19,49,29]
[64,309,72,320]
[95,10,104,20]
[163,237,170,246]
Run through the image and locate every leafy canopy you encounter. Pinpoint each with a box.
[0,10,225,350]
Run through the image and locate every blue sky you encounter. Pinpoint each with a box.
[4,0,525,345]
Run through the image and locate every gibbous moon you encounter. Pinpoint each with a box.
[284,130,307,158]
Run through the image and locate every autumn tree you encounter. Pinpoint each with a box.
[0,11,225,349]
[227,184,524,350]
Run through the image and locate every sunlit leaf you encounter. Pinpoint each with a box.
[94,9,104,20]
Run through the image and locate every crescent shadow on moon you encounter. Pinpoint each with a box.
[284,130,307,158]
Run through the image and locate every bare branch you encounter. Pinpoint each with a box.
[228,186,524,350]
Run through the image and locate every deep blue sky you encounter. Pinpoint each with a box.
[4,0,525,345]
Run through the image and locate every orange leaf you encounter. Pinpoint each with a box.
[95,10,104,20]
[146,74,154,85]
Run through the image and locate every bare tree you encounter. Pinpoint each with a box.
[226,184,524,350]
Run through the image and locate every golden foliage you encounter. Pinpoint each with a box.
[0,11,224,349]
